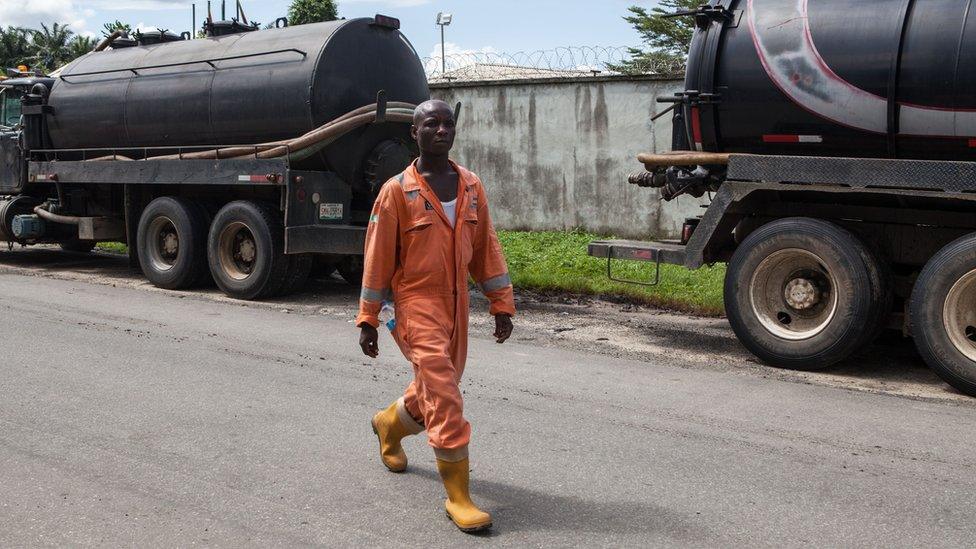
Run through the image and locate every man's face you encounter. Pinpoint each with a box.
[411,103,456,156]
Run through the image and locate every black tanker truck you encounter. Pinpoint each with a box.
[0,16,427,299]
[590,0,976,396]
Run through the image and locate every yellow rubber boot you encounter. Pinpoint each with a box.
[370,399,423,472]
[436,457,493,533]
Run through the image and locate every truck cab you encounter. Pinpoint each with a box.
[0,83,24,192]
[1,85,23,127]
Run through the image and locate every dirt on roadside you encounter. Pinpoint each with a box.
[0,245,969,406]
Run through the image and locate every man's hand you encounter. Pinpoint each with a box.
[360,324,379,358]
[494,314,513,344]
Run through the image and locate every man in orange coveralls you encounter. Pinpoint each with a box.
[356,99,515,533]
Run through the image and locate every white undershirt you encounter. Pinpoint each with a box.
[441,198,458,227]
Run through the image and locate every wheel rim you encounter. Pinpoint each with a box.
[749,248,839,341]
[217,221,258,281]
[147,216,179,272]
[943,268,976,362]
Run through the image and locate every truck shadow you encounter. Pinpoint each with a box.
[824,334,962,395]
[642,320,964,400]
[0,247,361,301]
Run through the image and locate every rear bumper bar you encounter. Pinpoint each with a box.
[587,239,688,266]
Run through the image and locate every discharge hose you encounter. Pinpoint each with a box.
[143,102,416,161]
[34,202,82,225]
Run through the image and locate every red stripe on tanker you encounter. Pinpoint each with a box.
[762,135,823,144]
[690,106,704,151]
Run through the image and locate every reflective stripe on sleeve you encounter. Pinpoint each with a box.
[361,286,391,303]
[479,273,512,293]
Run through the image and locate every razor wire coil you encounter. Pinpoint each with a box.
[423,46,685,83]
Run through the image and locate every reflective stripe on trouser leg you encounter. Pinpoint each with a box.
[395,396,425,435]
[434,445,469,462]
[479,273,511,293]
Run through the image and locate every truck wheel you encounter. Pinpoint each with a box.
[60,239,96,253]
[137,197,210,290]
[336,255,364,286]
[910,233,976,397]
[724,217,877,370]
[207,201,289,300]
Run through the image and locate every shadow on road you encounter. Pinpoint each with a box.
[409,467,708,542]
[630,296,960,400]
[0,247,361,302]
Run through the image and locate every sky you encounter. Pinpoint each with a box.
[0,0,659,63]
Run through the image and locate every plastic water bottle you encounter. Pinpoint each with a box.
[379,301,396,332]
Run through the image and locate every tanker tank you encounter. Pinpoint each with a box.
[676,0,976,161]
[46,17,429,191]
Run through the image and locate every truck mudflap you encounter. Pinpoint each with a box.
[285,225,365,255]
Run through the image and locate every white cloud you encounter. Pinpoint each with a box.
[87,1,188,9]
[343,0,433,5]
[428,42,497,58]
[0,0,186,35]
[424,42,500,74]
[0,0,84,28]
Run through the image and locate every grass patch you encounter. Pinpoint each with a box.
[96,242,129,255]
[92,230,726,315]
[498,230,725,316]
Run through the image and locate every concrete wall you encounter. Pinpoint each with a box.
[431,76,708,239]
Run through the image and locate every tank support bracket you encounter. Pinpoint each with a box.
[375,90,387,123]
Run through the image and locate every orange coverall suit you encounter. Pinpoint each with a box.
[356,161,516,456]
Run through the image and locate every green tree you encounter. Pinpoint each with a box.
[102,20,132,38]
[287,0,339,26]
[30,22,74,72]
[68,35,98,60]
[610,1,698,74]
[0,27,32,71]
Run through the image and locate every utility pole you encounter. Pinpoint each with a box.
[221,0,226,20]
[192,3,196,38]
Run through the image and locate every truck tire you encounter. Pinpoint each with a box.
[910,233,976,397]
[207,201,289,300]
[852,240,893,352]
[136,197,210,290]
[724,217,878,370]
[336,255,364,286]
[276,253,313,297]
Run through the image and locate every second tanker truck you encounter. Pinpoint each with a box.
[0,15,427,299]
[590,0,976,397]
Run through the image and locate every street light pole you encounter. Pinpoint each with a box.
[436,12,453,76]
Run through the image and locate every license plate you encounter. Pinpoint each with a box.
[319,203,343,221]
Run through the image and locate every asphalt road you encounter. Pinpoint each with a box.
[1,272,974,547]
